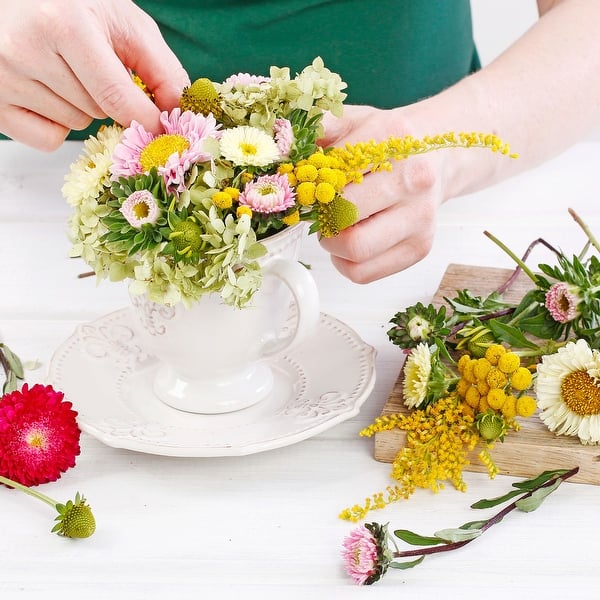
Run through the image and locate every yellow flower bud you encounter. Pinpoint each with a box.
[510,367,533,391]
[516,395,537,418]
[295,164,319,182]
[497,352,520,374]
[212,191,233,209]
[315,182,336,203]
[296,181,317,206]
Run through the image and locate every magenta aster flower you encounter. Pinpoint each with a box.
[239,173,296,214]
[273,118,294,157]
[110,108,221,193]
[544,282,581,323]
[342,523,390,585]
[0,384,81,487]
[120,190,161,229]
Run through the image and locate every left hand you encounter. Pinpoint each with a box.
[318,105,447,283]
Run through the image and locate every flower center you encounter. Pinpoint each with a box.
[26,429,47,449]
[140,134,189,171]
[561,369,600,416]
[133,201,150,219]
[170,219,203,255]
[240,142,258,157]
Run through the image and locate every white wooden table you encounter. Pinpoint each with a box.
[0,140,599,599]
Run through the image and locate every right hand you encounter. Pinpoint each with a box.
[0,0,190,151]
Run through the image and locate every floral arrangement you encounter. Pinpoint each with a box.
[63,57,515,307]
[0,342,95,538]
[340,209,599,522]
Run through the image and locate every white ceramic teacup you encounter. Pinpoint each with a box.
[129,224,319,414]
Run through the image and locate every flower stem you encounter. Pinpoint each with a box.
[569,207,600,254]
[0,475,57,508]
[390,466,579,559]
[484,230,539,285]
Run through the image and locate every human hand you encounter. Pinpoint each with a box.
[0,0,189,151]
[318,105,446,284]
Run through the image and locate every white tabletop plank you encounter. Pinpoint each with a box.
[0,140,599,599]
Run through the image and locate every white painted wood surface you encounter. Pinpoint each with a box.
[0,140,599,599]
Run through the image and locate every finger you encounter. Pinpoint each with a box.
[329,233,432,283]
[2,76,94,131]
[0,104,69,151]
[320,202,436,277]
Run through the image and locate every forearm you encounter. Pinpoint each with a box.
[401,0,600,199]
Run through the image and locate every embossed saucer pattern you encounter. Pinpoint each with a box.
[47,308,377,457]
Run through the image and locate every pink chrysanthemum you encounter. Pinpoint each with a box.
[120,190,161,228]
[110,108,221,193]
[222,73,270,87]
[342,525,382,585]
[545,282,581,323]
[273,118,294,157]
[0,384,81,487]
[239,173,296,214]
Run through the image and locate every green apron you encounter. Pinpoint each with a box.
[2,0,479,140]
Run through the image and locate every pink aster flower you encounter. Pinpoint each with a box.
[342,523,389,585]
[222,73,270,87]
[0,384,81,487]
[120,190,161,229]
[544,282,581,323]
[110,108,221,193]
[273,118,294,157]
[239,173,296,214]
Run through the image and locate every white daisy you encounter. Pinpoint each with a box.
[62,124,123,207]
[535,338,600,445]
[219,126,280,167]
[402,343,432,409]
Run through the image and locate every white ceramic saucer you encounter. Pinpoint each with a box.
[47,308,376,457]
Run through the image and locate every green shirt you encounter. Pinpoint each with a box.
[2,1,479,141]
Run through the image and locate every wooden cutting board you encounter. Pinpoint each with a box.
[374,263,600,485]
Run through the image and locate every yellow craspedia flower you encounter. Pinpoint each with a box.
[497,351,520,374]
[462,359,478,384]
[457,354,471,374]
[307,152,330,169]
[315,182,336,203]
[295,164,319,182]
[455,377,471,397]
[479,395,490,413]
[282,210,300,226]
[223,187,240,201]
[486,367,508,389]
[516,395,537,418]
[476,379,491,396]
[212,191,233,209]
[296,181,316,206]
[510,366,533,391]
[485,344,506,365]
[501,394,518,419]
[473,357,492,382]
[487,388,507,410]
[465,386,481,409]
[277,163,294,174]
[315,167,338,185]
[236,205,252,218]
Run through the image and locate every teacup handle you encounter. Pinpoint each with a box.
[259,257,320,357]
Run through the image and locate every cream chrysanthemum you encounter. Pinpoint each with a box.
[535,338,600,445]
[62,124,123,206]
[402,342,432,409]
[219,126,280,167]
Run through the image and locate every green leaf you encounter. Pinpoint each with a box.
[1,346,24,379]
[389,556,426,570]
[393,529,446,547]
[511,469,571,490]
[516,479,562,513]
[434,528,482,543]
[459,519,489,530]
[485,319,539,350]
[470,488,525,509]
